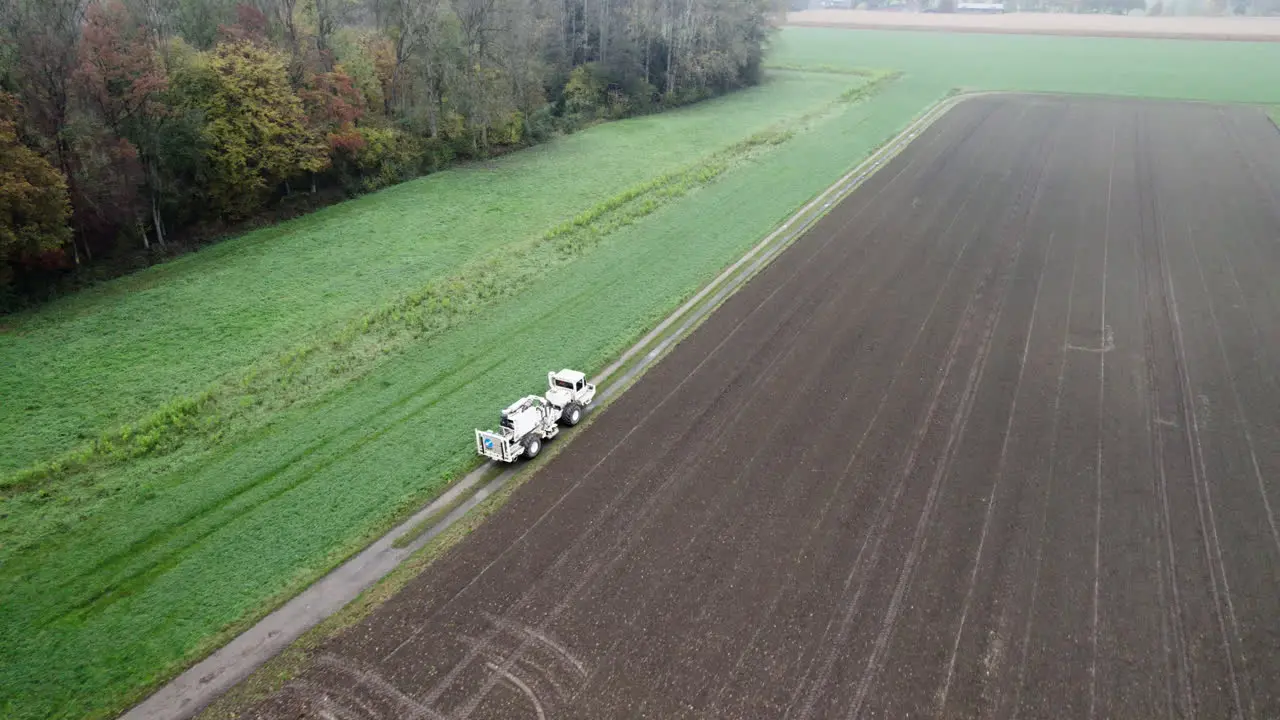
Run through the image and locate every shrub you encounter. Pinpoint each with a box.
[350,126,424,192]
[564,63,606,117]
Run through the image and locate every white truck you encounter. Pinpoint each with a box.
[475,369,597,463]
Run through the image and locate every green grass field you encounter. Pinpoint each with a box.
[0,69,857,477]
[772,27,1280,103]
[4,27,1280,720]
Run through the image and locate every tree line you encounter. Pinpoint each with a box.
[0,0,773,307]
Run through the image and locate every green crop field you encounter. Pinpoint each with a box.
[771,27,1280,103]
[4,27,1280,720]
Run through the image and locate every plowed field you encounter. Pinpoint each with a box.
[244,94,1280,718]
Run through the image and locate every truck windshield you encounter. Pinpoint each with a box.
[554,379,574,389]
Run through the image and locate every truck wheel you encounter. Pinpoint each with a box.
[524,436,542,459]
[564,403,583,427]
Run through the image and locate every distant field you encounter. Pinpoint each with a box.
[4,27,1280,720]
[771,25,1280,103]
[787,9,1280,41]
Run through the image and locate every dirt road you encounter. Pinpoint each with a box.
[784,9,1280,41]
[242,95,1280,718]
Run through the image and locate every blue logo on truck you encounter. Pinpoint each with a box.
[484,437,494,449]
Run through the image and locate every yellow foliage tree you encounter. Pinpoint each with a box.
[196,40,328,218]
[0,93,72,287]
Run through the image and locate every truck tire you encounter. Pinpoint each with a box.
[564,403,583,427]
[524,436,542,459]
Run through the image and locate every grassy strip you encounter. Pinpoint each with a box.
[839,70,902,104]
[1,72,891,502]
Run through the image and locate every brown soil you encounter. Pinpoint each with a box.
[241,94,1280,718]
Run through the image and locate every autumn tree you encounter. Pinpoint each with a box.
[218,2,271,44]
[299,65,364,189]
[77,0,172,247]
[327,28,389,112]
[2,0,90,261]
[301,67,364,149]
[0,93,73,288]
[187,39,327,217]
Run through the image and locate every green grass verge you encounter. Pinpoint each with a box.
[6,28,1280,720]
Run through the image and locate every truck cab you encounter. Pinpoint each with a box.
[545,369,597,426]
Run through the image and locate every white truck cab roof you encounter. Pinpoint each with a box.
[551,369,586,385]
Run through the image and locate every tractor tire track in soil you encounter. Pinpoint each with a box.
[241,95,1280,719]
